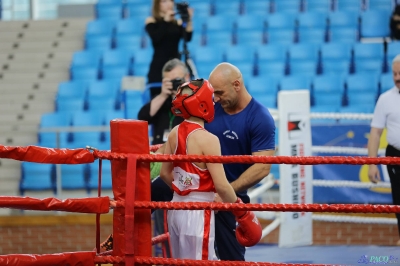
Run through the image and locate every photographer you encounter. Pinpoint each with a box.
[138,59,189,145]
[145,0,193,98]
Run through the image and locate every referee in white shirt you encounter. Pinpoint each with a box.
[368,54,400,246]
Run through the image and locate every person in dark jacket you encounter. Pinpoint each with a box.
[390,5,400,40]
[145,0,193,98]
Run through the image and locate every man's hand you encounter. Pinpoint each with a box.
[368,165,381,183]
[213,193,222,214]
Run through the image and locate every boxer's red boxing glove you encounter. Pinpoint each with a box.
[232,198,262,247]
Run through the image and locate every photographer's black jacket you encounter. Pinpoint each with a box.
[138,98,184,145]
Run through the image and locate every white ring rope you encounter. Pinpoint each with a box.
[312,214,397,224]
[312,180,392,189]
[268,110,375,121]
[312,146,386,155]
[310,112,374,120]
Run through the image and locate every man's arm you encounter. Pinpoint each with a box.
[367,127,384,183]
[230,149,275,193]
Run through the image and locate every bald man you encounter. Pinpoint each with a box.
[204,63,275,261]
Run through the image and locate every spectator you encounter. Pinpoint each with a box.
[145,0,193,98]
[367,54,400,246]
[138,59,189,145]
[390,5,400,40]
[153,62,276,260]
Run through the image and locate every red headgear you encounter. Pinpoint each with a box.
[171,79,215,123]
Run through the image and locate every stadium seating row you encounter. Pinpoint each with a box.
[20,161,112,194]
[94,0,394,21]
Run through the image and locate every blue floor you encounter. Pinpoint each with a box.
[246,244,400,265]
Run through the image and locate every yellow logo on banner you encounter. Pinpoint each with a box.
[360,129,391,194]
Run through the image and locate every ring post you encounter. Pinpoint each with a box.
[278,90,313,247]
[110,119,151,265]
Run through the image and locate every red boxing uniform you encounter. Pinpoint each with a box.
[168,120,217,260]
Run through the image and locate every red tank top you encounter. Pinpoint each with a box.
[171,121,216,196]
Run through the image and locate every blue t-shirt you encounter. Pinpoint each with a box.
[205,98,275,202]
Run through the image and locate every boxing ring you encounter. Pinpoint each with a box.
[0,118,400,266]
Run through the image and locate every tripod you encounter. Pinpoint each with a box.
[180,22,199,80]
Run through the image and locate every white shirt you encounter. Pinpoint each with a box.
[371,87,400,150]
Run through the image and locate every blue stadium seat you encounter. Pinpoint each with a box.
[328,11,359,29]
[57,81,87,100]
[196,62,217,79]
[247,76,278,94]
[236,15,267,32]
[85,36,112,52]
[242,0,271,15]
[39,112,72,148]
[104,110,125,125]
[233,62,254,81]
[346,74,379,106]
[256,44,288,62]
[205,15,234,32]
[86,19,115,37]
[336,0,363,12]
[116,18,145,37]
[115,35,143,51]
[95,3,123,21]
[126,3,151,20]
[60,164,88,190]
[329,28,359,43]
[290,61,318,76]
[20,163,55,194]
[279,75,312,90]
[225,45,256,65]
[305,0,333,12]
[312,74,345,108]
[272,0,301,13]
[236,31,265,47]
[193,46,223,65]
[101,65,130,80]
[360,10,391,38]
[297,12,328,30]
[367,0,393,12]
[70,66,99,81]
[88,160,112,190]
[267,29,295,44]
[190,2,212,17]
[132,63,150,77]
[379,73,394,93]
[133,49,153,66]
[339,105,374,114]
[124,90,144,119]
[257,62,286,78]
[353,43,384,75]
[103,49,132,68]
[289,43,320,61]
[321,42,352,75]
[267,13,296,30]
[71,50,102,68]
[386,41,400,62]
[206,31,234,47]
[298,29,327,44]
[214,0,241,15]
[56,98,85,112]
[71,111,103,145]
[251,92,276,108]
[88,80,120,106]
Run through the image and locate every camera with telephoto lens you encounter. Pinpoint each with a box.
[176,2,190,23]
[171,78,185,91]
